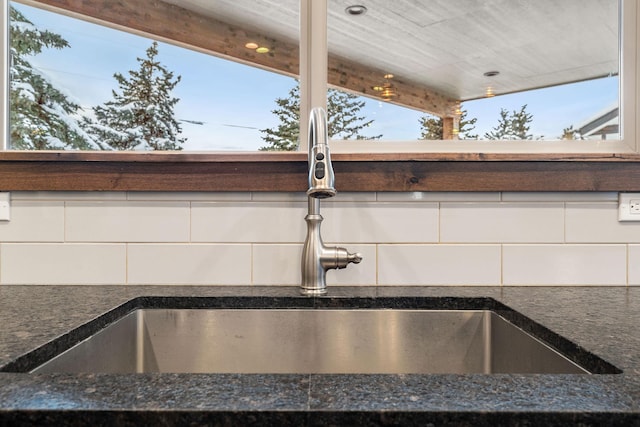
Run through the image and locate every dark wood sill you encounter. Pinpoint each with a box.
[1,151,640,192]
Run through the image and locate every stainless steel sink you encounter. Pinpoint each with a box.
[31,309,589,374]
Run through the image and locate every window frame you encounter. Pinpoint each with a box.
[0,0,639,193]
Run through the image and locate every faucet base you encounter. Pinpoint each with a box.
[300,286,328,296]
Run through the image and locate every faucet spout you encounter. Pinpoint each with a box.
[301,108,361,296]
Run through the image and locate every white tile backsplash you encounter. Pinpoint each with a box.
[314,192,377,203]
[566,203,640,243]
[128,244,251,285]
[191,202,307,243]
[65,201,190,242]
[441,202,564,243]
[1,191,637,286]
[0,201,64,242]
[322,202,439,243]
[503,244,627,285]
[0,243,126,284]
[11,191,127,201]
[377,192,501,202]
[378,244,501,285]
[252,244,302,285]
[126,192,251,202]
[501,192,619,202]
[251,192,308,202]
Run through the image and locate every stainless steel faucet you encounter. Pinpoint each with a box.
[301,108,362,295]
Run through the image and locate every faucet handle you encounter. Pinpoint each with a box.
[348,252,363,264]
[334,248,363,269]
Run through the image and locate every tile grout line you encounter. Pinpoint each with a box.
[306,373,312,411]
[125,243,129,286]
[500,244,504,287]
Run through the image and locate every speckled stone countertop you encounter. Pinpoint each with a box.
[0,285,638,426]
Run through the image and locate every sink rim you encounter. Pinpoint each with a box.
[0,296,622,375]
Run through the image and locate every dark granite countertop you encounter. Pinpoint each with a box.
[0,285,638,426]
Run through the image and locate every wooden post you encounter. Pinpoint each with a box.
[442,117,460,140]
[299,0,327,152]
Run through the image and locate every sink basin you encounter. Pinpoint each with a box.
[31,308,591,374]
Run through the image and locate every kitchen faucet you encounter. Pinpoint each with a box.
[301,107,362,295]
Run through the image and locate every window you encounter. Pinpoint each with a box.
[324,0,632,154]
[6,0,299,151]
[2,0,637,154]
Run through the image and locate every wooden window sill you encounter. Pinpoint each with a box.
[1,151,640,192]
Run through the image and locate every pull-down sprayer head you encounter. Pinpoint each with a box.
[307,108,336,199]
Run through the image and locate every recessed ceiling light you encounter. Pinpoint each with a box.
[255,47,270,54]
[483,71,500,77]
[345,5,367,16]
[245,42,259,49]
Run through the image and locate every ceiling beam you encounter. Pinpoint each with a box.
[20,0,458,118]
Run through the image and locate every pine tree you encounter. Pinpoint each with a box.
[509,104,533,139]
[484,108,511,140]
[459,109,479,139]
[419,108,478,140]
[484,104,533,140]
[84,41,186,150]
[260,82,381,151]
[9,6,96,150]
[419,115,442,140]
[327,89,381,140]
[561,125,581,140]
[259,84,301,151]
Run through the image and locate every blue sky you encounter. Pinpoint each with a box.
[13,2,619,150]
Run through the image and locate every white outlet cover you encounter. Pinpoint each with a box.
[619,193,640,221]
[0,192,9,221]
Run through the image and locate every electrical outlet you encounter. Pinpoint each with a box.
[0,192,10,221]
[619,193,640,221]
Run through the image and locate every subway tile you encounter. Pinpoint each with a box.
[65,201,190,242]
[0,243,126,285]
[502,192,618,202]
[127,192,251,201]
[252,244,302,285]
[322,202,438,243]
[377,244,501,285]
[0,201,64,242]
[10,191,127,201]
[251,192,308,202]
[566,202,640,243]
[4,193,635,288]
[377,192,500,202]
[322,192,377,202]
[440,202,564,243]
[503,244,627,285]
[630,245,640,286]
[127,244,251,285]
[251,192,377,202]
[192,202,307,243]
